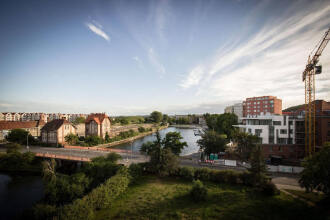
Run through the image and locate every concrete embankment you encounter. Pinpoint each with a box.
[169,124,202,129]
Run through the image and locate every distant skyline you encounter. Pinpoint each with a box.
[1,0,330,115]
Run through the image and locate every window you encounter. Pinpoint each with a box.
[273,121,281,125]
[280,129,287,134]
[248,128,252,133]
[255,129,262,137]
[270,100,274,103]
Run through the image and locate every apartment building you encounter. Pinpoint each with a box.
[0,120,46,140]
[243,96,282,117]
[225,103,243,123]
[234,113,305,159]
[41,119,76,144]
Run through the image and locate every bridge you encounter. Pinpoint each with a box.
[0,145,149,165]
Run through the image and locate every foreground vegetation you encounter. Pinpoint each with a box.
[95,175,325,220]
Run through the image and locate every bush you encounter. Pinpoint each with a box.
[178,167,195,181]
[257,182,279,196]
[194,168,211,181]
[239,171,254,186]
[60,168,131,220]
[129,163,144,183]
[190,180,207,202]
[85,135,104,146]
[33,204,57,220]
[138,127,146,133]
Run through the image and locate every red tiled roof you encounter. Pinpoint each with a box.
[0,120,45,130]
[85,113,109,125]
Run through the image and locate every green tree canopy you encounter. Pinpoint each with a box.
[197,130,228,155]
[150,111,163,123]
[163,131,187,155]
[6,128,35,145]
[232,131,260,161]
[65,133,79,145]
[73,117,86,124]
[299,143,330,197]
[248,145,268,186]
[203,113,238,139]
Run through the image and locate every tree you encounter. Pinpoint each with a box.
[216,113,238,139]
[6,128,34,145]
[248,145,268,186]
[197,130,227,155]
[233,131,260,161]
[299,143,330,197]
[85,135,103,146]
[73,117,85,125]
[140,131,178,176]
[105,132,110,143]
[42,159,57,183]
[119,117,129,125]
[65,133,79,145]
[163,114,169,123]
[163,131,187,155]
[150,111,163,123]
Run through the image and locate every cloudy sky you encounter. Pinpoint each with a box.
[0,0,330,115]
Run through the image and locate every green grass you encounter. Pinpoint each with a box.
[95,176,327,220]
[286,189,324,203]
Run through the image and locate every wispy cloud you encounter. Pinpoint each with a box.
[180,1,330,108]
[155,0,172,43]
[85,22,110,42]
[133,56,145,70]
[148,48,166,76]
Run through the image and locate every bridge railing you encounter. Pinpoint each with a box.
[35,152,91,162]
[63,145,139,154]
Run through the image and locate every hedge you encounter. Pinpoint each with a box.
[59,167,131,220]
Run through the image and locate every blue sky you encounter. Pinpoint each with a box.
[0,0,330,115]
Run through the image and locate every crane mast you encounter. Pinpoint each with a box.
[302,28,330,156]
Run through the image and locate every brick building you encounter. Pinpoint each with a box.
[85,113,111,138]
[41,119,76,144]
[243,96,282,117]
[0,120,46,140]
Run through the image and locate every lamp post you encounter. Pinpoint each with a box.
[26,132,29,152]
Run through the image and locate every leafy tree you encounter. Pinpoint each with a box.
[233,131,260,161]
[42,159,57,183]
[5,143,22,153]
[73,117,85,125]
[216,113,238,139]
[138,127,146,133]
[6,128,34,145]
[163,131,187,155]
[105,132,110,143]
[140,131,178,176]
[248,145,268,186]
[65,133,79,145]
[162,114,169,123]
[299,143,330,198]
[150,111,163,123]
[119,117,129,125]
[197,130,228,155]
[85,135,103,146]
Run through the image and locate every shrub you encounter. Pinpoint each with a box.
[239,171,254,186]
[178,167,195,181]
[190,180,207,202]
[85,135,104,146]
[138,127,146,133]
[194,168,211,181]
[33,204,57,220]
[60,168,131,220]
[258,182,279,196]
[129,163,144,183]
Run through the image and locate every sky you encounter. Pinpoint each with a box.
[0,0,330,116]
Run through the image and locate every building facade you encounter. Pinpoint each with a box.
[243,96,282,117]
[85,113,111,138]
[41,119,76,144]
[0,120,46,140]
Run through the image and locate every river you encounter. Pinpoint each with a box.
[0,173,44,220]
[114,127,202,156]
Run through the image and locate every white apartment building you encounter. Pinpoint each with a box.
[235,113,304,145]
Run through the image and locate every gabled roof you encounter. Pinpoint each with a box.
[41,119,71,131]
[85,113,109,125]
[0,120,45,130]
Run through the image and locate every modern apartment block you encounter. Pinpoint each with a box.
[243,96,282,117]
[235,113,305,159]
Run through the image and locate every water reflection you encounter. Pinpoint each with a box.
[114,127,201,156]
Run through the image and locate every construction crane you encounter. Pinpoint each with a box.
[302,27,330,156]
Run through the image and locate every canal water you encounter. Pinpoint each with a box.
[0,173,44,220]
[114,127,201,156]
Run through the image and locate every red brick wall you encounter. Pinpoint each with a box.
[261,144,305,159]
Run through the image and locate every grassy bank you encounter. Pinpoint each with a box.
[95,175,325,220]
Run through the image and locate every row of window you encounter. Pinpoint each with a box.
[246,100,274,105]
